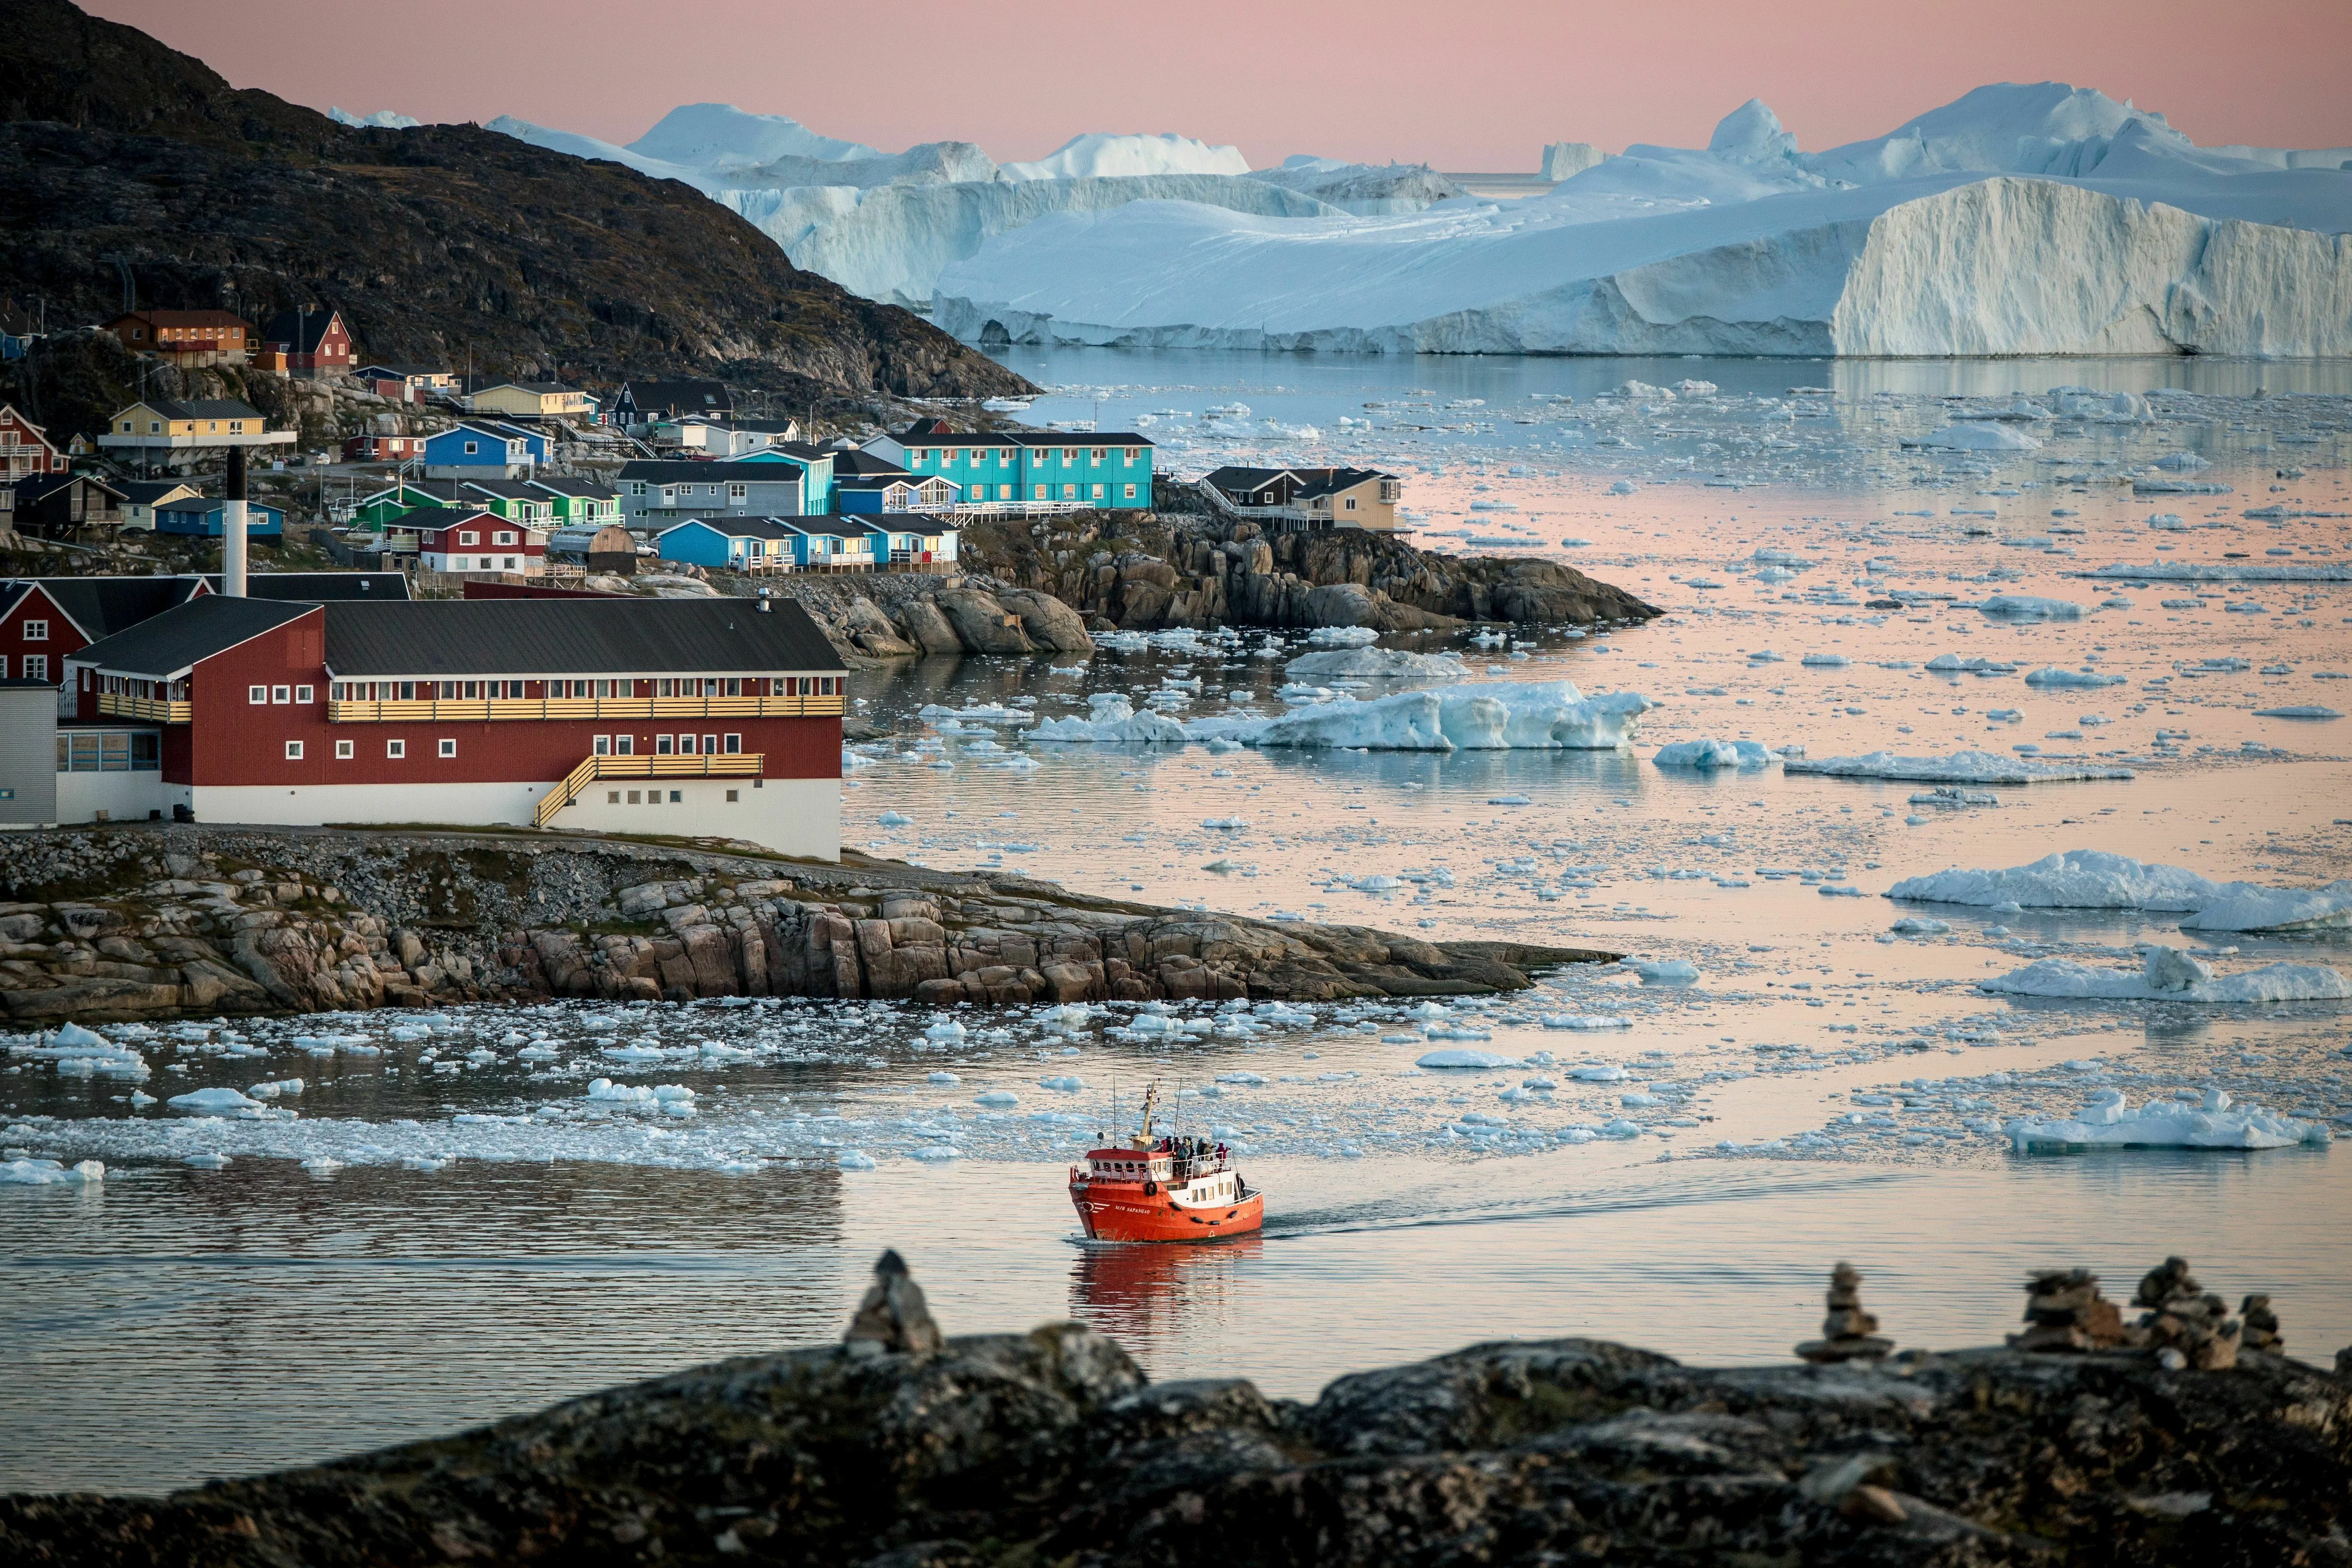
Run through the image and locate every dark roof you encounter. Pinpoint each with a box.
[457,479,547,501]
[260,309,343,352]
[677,416,799,435]
[322,598,842,677]
[616,459,820,484]
[159,496,282,516]
[356,481,455,506]
[120,480,201,506]
[370,505,463,530]
[827,449,912,478]
[355,362,447,378]
[619,378,732,415]
[2,575,209,640]
[199,572,412,602]
[855,513,958,531]
[1202,466,1287,489]
[113,310,250,330]
[892,428,1153,448]
[901,417,954,438]
[526,477,618,499]
[1203,465,1390,500]
[16,471,127,503]
[73,596,314,679]
[663,516,800,540]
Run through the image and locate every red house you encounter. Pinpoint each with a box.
[257,307,356,376]
[64,596,846,858]
[417,510,547,578]
[343,433,428,463]
[0,575,209,688]
[0,404,64,480]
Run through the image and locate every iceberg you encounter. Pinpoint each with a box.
[1652,738,1776,769]
[329,106,420,129]
[1911,423,2042,451]
[930,86,2352,357]
[1284,648,1468,682]
[1001,132,1250,181]
[1980,953,2352,1002]
[1980,595,2083,620]
[1785,748,2133,784]
[2006,1089,2327,1151]
[1889,850,2352,932]
[2082,561,2352,582]
[1417,1049,1522,1069]
[1244,682,1651,751]
[2023,666,2126,688]
[1029,694,1192,744]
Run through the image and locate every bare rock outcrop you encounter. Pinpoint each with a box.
[8,1252,2348,1568]
[0,828,1612,1022]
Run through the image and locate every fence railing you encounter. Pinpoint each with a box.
[534,751,763,826]
[328,692,843,723]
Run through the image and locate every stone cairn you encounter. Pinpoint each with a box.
[2134,1256,2240,1371]
[2238,1294,2283,1354]
[843,1250,945,1358]
[1795,1262,1893,1363]
[2009,1268,2129,1352]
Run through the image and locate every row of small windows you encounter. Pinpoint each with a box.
[324,677,839,701]
[590,734,742,756]
[56,732,160,772]
[908,447,1141,466]
[281,735,745,761]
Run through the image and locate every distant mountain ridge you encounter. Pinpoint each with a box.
[0,0,1029,417]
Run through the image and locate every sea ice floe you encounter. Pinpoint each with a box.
[0,1157,104,1185]
[167,1086,263,1113]
[1652,738,1776,769]
[1980,953,2351,1003]
[2005,1088,2327,1151]
[1633,960,1699,984]
[1887,851,2352,932]
[1784,749,2133,785]
[1979,594,2082,620]
[1416,1049,1521,1069]
[2024,666,2127,688]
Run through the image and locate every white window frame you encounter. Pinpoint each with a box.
[271,685,291,704]
[21,619,45,641]
[437,738,456,758]
[335,739,354,759]
[387,739,406,759]
[593,734,611,756]
[295,684,314,703]
[249,685,268,704]
[284,740,303,760]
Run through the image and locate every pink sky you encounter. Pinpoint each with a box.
[102,0,2352,167]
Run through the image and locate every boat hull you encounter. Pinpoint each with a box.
[1070,1181,1264,1243]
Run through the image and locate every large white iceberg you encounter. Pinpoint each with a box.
[2005,1088,2327,1151]
[1889,850,2352,932]
[1784,748,2133,785]
[931,85,2352,357]
[1652,738,1776,769]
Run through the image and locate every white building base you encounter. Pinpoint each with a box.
[181,777,840,861]
[56,770,172,825]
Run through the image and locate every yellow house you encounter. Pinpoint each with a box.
[109,398,265,440]
[468,382,597,420]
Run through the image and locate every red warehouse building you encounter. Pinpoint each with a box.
[66,596,847,858]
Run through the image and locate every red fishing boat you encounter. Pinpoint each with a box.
[1069,1082,1263,1243]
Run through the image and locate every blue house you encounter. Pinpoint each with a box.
[656,517,798,572]
[862,417,1155,512]
[835,471,959,514]
[421,421,546,478]
[155,497,285,539]
[856,514,960,567]
[770,517,877,572]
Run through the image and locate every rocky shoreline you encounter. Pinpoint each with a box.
[722,506,1660,663]
[7,1251,2348,1567]
[0,826,1612,1025]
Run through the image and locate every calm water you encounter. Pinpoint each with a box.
[5,349,2350,1494]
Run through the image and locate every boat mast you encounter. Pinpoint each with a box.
[1129,1079,1159,1150]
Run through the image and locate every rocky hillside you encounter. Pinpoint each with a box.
[7,1251,2348,1566]
[0,0,1029,432]
[0,826,1610,1024]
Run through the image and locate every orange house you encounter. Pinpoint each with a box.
[104,310,254,367]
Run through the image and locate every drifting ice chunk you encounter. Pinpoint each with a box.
[0,1157,105,1185]
[1634,959,1699,983]
[1887,850,2352,931]
[1980,956,2350,1003]
[1417,1049,1523,1069]
[1786,748,2133,784]
[1911,423,2043,451]
[1980,595,2083,620]
[1248,682,1653,751]
[167,1086,262,1113]
[2006,1089,2326,1151]
[1302,626,1382,648]
[2024,666,2126,688]
[1653,738,1776,769]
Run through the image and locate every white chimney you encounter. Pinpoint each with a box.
[222,444,248,597]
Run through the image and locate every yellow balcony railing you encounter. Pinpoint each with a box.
[98,692,193,724]
[535,751,764,827]
[328,692,843,724]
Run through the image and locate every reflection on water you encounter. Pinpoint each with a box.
[1071,1233,1263,1365]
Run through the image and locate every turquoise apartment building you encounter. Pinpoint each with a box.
[862,418,1154,511]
